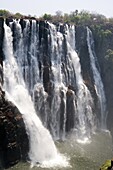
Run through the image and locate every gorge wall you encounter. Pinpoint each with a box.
[75,24,113,131]
[0,17,113,168]
[92,24,113,134]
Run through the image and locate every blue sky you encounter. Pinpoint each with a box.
[1,0,113,18]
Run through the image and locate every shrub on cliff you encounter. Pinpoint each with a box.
[100,159,113,170]
[105,49,113,63]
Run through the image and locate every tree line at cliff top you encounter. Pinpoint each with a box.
[1,9,113,25]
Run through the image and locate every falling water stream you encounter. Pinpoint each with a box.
[65,25,95,141]
[3,22,68,168]
[87,27,107,129]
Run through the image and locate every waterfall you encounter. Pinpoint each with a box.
[3,18,96,147]
[64,25,95,140]
[13,20,40,93]
[87,27,107,129]
[45,23,95,141]
[3,21,68,167]
[48,23,67,139]
[47,23,94,140]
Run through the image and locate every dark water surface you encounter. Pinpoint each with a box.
[8,131,113,170]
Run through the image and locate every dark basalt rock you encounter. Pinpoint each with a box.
[43,60,50,93]
[0,88,29,169]
[75,25,100,123]
[0,18,4,86]
[66,88,77,132]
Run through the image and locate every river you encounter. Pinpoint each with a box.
[8,130,113,170]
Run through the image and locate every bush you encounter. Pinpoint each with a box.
[105,49,113,62]
[0,10,11,18]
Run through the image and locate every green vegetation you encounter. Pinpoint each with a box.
[105,49,113,62]
[0,9,12,17]
[93,25,113,39]
[0,9,113,26]
[43,13,52,21]
[100,159,112,170]
[40,10,109,25]
[0,9,28,19]
[13,12,23,18]
[101,29,112,37]
[0,9,23,18]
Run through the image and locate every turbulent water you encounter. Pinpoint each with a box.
[7,131,113,170]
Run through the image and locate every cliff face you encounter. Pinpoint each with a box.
[91,24,113,134]
[75,26,99,117]
[75,24,113,133]
[0,18,4,87]
[0,17,113,168]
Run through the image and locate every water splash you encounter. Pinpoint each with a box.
[48,23,68,139]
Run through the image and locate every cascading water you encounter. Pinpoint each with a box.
[3,18,96,147]
[12,20,48,127]
[3,21,68,167]
[47,23,95,141]
[48,23,67,140]
[87,27,107,129]
[64,25,95,141]
[13,19,40,93]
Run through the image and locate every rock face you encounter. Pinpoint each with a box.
[0,18,4,87]
[1,17,113,168]
[91,24,113,135]
[75,24,113,135]
[75,26,99,118]
[66,88,77,132]
[0,88,29,168]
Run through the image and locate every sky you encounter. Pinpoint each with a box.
[1,0,113,18]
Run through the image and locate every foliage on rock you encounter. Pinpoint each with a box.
[100,160,112,170]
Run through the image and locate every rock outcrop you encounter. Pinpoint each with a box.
[0,88,29,168]
[0,17,4,87]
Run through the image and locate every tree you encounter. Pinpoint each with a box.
[14,12,23,18]
[0,10,11,17]
[43,13,52,21]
